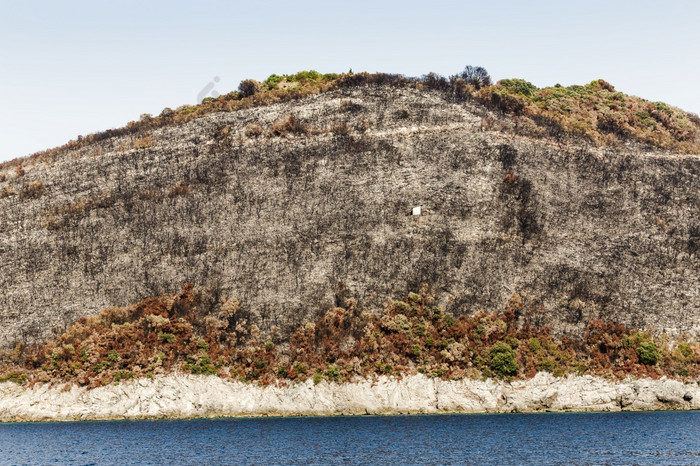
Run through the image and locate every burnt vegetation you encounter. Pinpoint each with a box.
[0,285,698,388]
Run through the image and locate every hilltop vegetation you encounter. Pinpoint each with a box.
[1,285,698,388]
[480,77,700,152]
[2,66,699,173]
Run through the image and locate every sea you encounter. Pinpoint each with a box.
[0,411,699,465]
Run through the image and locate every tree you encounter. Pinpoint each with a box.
[459,65,492,89]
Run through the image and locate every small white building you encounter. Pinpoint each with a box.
[412,205,422,216]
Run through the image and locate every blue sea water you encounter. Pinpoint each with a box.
[0,411,699,465]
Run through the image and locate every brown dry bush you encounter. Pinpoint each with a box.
[133,136,155,149]
[269,115,309,137]
[244,123,264,138]
[18,181,46,200]
[0,186,14,199]
[238,79,263,98]
[1,284,698,388]
[330,121,352,137]
[167,181,191,198]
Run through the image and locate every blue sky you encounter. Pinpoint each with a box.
[1,0,699,162]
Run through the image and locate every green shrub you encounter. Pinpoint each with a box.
[293,361,308,375]
[488,342,518,377]
[107,350,120,363]
[0,372,27,384]
[537,358,555,373]
[505,337,519,349]
[277,365,288,377]
[263,74,284,90]
[158,332,176,343]
[313,371,323,385]
[499,79,538,97]
[674,342,694,361]
[527,338,541,352]
[637,341,659,365]
[325,364,340,382]
[443,313,457,328]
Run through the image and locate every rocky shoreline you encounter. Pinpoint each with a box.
[1,373,698,422]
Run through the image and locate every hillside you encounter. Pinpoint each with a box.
[0,69,699,359]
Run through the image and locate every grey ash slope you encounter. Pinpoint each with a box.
[1,85,699,347]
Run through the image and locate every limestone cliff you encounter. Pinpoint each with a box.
[1,82,699,348]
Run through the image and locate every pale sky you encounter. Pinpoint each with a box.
[1,0,699,162]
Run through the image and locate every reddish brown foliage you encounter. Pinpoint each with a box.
[0,287,697,388]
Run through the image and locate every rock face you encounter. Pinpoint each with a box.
[1,373,698,421]
[0,85,699,347]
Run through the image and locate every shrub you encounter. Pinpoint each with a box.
[325,364,340,382]
[488,342,518,377]
[527,338,541,352]
[133,136,154,149]
[637,341,659,365]
[269,115,309,137]
[18,181,46,200]
[1,286,697,388]
[263,74,284,90]
[238,79,263,98]
[499,79,538,98]
[167,181,191,198]
[158,332,176,344]
[293,361,308,375]
[536,358,555,373]
[244,123,264,138]
[277,365,288,377]
[339,100,365,113]
[0,372,27,384]
[107,350,120,363]
[0,186,13,198]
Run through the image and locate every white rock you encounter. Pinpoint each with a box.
[1,373,699,422]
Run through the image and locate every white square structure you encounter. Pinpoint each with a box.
[412,206,421,216]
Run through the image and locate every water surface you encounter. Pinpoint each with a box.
[1,411,699,465]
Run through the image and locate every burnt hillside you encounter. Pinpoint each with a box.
[1,78,699,347]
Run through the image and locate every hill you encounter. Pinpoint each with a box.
[0,68,699,358]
